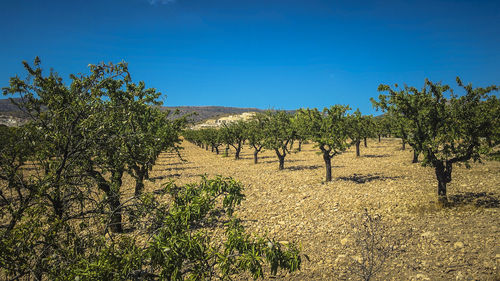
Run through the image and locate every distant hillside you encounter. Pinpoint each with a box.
[160,106,269,123]
[0,98,280,126]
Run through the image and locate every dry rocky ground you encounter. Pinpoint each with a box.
[135,138,499,280]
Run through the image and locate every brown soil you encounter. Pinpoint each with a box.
[139,138,500,280]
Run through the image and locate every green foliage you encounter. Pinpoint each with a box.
[56,177,300,281]
[203,128,223,154]
[374,78,498,203]
[246,113,268,163]
[262,111,295,170]
[348,109,375,156]
[220,120,247,160]
[478,94,500,147]
[1,59,301,280]
[296,106,351,181]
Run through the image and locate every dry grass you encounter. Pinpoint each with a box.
[126,138,500,280]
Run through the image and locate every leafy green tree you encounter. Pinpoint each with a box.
[82,62,156,233]
[220,120,247,160]
[362,115,376,148]
[348,109,372,157]
[297,106,351,181]
[373,115,392,142]
[373,85,432,163]
[291,111,309,152]
[375,78,498,204]
[263,111,295,170]
[1,58,109,279]
[183,129,203,147]
[246,113,268,164]
[203,128,223,154]
[122,90,185,196]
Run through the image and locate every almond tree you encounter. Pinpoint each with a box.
[348,109,372,157]
[1,58,116,278]
[291,111,309,152]
[297,105,351,181]
[373,115,392,142]
[375,78,498,204]
[221,120,247,160]
[124,96,185,196]
[263,111,294,170]
[246,113,267,164]
[204,128,223,154]
[372,89,419,161]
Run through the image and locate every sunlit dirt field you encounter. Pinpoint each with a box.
[130,138,499,280]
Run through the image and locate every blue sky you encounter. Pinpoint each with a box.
[1,0,499,114]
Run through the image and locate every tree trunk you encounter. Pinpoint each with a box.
[90,168,124,233]
[109,170,124,233]
[215,146,219,155]
[211,145,214,152]
[355,140,360,157]
[402,140,406,150]
[205,144,208,151]
[435,161,452,205]
[254,149,259,164]
[278,156,285,170]
[298,140,302,152]
[323,151,332,182]
[234,143,241,160]
[224,145,229,157]
[378,134,381,142]
[275,149,285,170]
[364,137,367,148]
[412,150,419,163]
[487,136,493,147]
[134,168,146,197]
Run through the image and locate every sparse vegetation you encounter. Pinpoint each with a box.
[337,209,411,281]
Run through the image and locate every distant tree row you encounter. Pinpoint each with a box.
[183,107,376,181]
[185,78,499,205]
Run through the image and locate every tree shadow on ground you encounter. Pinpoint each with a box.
[337,173,399,184]
[448,192,499,208]
[487,150,500,162]
[154,162,185,166]
[238,155,274,160]
[363,154,391,158]
[154,166,198,172]
[149,174,181,181]
[287,164,323,171]
[261,159,305,164]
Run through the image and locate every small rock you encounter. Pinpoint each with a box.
[415,273,430,280]
[340,237,349,246]
[454,242,464,249]
[455,271,465,280]
[421,231,434,238]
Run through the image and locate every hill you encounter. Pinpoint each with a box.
[160,105,268,123]
[0,98,276,125]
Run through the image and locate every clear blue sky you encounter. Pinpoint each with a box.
[1,0,499,114]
